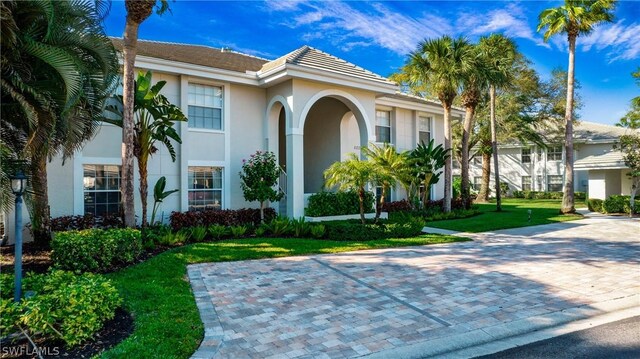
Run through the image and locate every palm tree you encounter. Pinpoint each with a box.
[478,34,518,212]
[538,0,616,214]
[105,71,186,227]
[404,36,472,212]
[1,0,118,242]
[460,44,490,208]
[324,153,376,224]
[409,140,450,209]
[362,143,410,222]
[121,0,170,227]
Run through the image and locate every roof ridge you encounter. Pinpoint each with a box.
[304,46,385,80]
[109,37,271,62]
[285,45,310,64]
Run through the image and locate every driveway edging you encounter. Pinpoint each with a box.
[188,264,225,359]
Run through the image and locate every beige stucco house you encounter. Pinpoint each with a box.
[3,39,465,241]
[466,121,636,200]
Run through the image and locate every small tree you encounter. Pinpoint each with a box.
[615,133,640,217]
[409,140,451,209]
[324,153,376,224]
[239,151,283,222]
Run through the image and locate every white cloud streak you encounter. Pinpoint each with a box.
[580,20,640,62]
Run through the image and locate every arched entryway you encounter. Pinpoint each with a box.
[299,92,371,195]
[265,97,291,214]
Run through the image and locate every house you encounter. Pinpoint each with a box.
[2,39,465,242]
[466,121,637,199]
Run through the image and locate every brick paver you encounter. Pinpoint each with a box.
[189,216,639,358]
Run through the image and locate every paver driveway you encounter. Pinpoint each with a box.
[188,216,640,358]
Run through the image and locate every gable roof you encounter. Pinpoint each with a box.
[573,121,635,142]
[111,38,268,73]
[259,46,394,85]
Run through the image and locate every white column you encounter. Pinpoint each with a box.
[287,131,304,218]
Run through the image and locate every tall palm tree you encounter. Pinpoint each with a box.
[478,34,518,212]
[362,143,410,222]
[460,44,490,208]
[1,0,118,242]
[105,71,186,227]
[324,153,376,224]
[404,36,472,212]
[409,140,450,209]
[121,0,170,227]
[538,0,616,214]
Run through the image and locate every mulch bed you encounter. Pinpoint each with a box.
[1,308,134,359]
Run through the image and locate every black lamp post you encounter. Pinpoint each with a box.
[10,170,27,302]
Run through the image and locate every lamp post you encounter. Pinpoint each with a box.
[10,170,27,302]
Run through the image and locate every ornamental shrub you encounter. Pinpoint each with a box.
[305,191,375,217]
[602,195,629,214]
[51,228,142,273]
[169,208,276,231]
[587,198,604,212]
[239,150,283,222]
[0,270,121,346]
[50,213,123,232]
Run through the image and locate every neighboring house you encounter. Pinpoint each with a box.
[464,121,637,200]
[3,39,464,242]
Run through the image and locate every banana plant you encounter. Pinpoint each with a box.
[150,176,178,225]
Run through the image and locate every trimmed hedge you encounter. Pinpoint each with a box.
[512,191,587,201]
[169,208,276,231]
[323,217,425,241]
[51,228,142,273]
[0,270,121,346]
[587,198,603,212]
[382,198,471,213]
[51,213,123,232]
[305,191,374,217]
[602,195,638,214]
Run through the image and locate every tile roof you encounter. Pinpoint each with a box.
[259,46,394,85]
[573,121,636,142]
[111,38,268,73]
[574,151,627,170]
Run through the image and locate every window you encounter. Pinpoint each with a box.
[537,175,543,191]
[375,186,391,205]
[473,156,482,166]
[473,176,482,191]
[418,116,431,144]
[83,164,121,216]
[521,148,531,164]
[375,110,391,143]
[547,145,562,161]
[188,83,223,130]
[188,166,223,211]
[521,176,532,191]
[547,175,563,192]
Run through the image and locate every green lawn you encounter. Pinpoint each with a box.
[102,234,467,358]
[427,199,583,232]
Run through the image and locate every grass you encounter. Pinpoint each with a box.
[101,234,467,358]
[427,199,583,233]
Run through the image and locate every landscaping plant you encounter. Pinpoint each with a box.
[151,176,179,225]
[208,224,228,240]
[230,225,248,238]
[239,150,284,222]
[190,226,208,242]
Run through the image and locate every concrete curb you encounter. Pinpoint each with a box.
[362,294,640,359]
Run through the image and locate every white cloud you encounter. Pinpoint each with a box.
[580,20,640,62]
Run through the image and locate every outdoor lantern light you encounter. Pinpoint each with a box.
[10,171,27,195]
[9,170,27,302]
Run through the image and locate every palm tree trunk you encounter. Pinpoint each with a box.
[630,179,638,218]
[358,188,366,224]
[422,173,433,208]
[561,35,576,214]
[375,185,386,223]
[121,18,139,227]
[443,103,452,213]
[138,153,148,227]
[29,150,50,244]
[477,151,492,203]
[461,105,475,209]
[489,85,502,212]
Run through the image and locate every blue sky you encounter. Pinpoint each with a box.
[104,1,639,125]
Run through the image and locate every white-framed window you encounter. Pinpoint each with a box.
[547,145,562,161]
[188,166,223,211]
[375,186,391,205]
[83,164,121,216]
[547,175,563,192]
[418,115,431,145]
[521,148,531,164]
[473,156,482,166]
[473,176,482,191]
[188,83,223,130]
[375,110,391,143]
[521,176,532,191]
